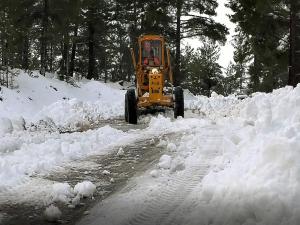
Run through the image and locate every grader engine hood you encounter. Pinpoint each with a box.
[149,69,163,102]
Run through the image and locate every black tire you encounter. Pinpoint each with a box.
[124,93,128,122]
[126,89,138,124]
[174,86,184,118]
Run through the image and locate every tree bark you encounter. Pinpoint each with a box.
[61,33,70,79]
[289,0,300,87]
[87,18,95,80]
[174,0,182,86]
[49,42,53,72]
[69,26,78,77]
[22,33,29,70]
[40,0,49,75]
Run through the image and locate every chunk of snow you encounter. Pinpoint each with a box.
[44,205,62,222]
[170,158,185,173]
[102,170,111,175]
[0,117,13,135]
[167,143,177,151]
[74,181,96,198]
[149,138,155,145]
[51,183,74,203]
[117,147,124,156]
[158,155,172,169]
[150,170,159,178]
[11,117,25,131]
[156,139,167,147]
[71,194,81,207]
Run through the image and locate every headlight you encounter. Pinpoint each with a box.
[151,68,159,74]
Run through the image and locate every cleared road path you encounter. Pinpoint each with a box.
[77,125,224,225]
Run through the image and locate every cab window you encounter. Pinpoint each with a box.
[142,40,162,66]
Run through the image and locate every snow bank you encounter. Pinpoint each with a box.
[0,125,125,189]
[185,92,240,119]
[0,71,125,130]
[185,85,300,225]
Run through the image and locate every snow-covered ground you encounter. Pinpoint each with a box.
[0,70,125,131]
[1,71,300,225]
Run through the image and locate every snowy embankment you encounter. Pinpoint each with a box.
[0,125,125,189]
[185,91,240,119]
[184,86,300,225]
[80,86,300,225]
[0,71,127,204]
[0,70,125,131]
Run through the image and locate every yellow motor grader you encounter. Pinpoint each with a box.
[125,34,184,124]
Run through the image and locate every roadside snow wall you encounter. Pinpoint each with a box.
[0,71,125,131]
[187,85,300,225]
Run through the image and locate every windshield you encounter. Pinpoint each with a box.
[141,40,162,66]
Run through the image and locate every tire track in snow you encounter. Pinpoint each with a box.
[123,126,223,225]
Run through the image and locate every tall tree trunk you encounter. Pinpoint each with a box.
[69,26,78,77]
[87,20,95,80]
[289,0,300,87]
[61,33,70,79]
[104,50,107,83]
[49,42,53,72]
[22,33,29,70]
[40,0,49,75]
[289,0,296,86]
[251,55,261,92]
[174,0,182,86]
[1,36,5,67]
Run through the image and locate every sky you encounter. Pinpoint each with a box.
[184,0,236,70]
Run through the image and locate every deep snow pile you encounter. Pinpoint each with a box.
[185,85,300,225]
[0,125,126,189]
[0,70,125,131]
[185,91,241,119]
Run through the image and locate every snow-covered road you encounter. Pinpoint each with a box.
[78,125,224,225]
[0,115,212,225]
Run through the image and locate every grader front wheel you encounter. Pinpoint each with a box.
[125,89,138,124]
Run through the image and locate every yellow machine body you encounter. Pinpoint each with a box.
[131,34,174,109]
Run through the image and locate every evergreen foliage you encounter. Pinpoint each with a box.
[227,0,290,93]
[182,41,223,96]
[0,0,227,91]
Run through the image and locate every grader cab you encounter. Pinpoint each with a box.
[125,34,184,124]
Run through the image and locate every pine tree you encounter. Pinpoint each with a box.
[172,0,228,85]
[182,40,223,96]
[228,0,290,92]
